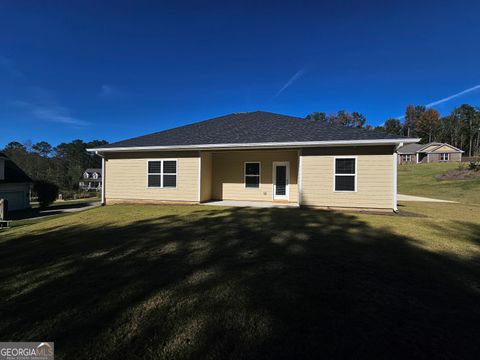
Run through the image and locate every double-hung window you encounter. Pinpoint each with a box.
[245,162,260,188]
[148,160,177,188]
[440,153,449,161]
[334,158,356,192]
[402,154,411,162]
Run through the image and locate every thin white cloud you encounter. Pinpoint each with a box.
[0,57,87,127]
[425,84,480,107]
[12,99,89,126]
[98,84,117,98]
[275,67,308,97]
[396,84,480,120]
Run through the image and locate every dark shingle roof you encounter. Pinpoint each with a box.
[0,153,32,184]
[397,142,463,154]
[397,143,425,154]
[84,168,102,174]
[97,111,414,149]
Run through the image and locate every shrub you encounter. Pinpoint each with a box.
[468,161,480,172]
[33,181,59,208]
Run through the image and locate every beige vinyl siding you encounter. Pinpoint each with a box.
[200,152,213,202]
[301,146,394,209]
[105,151,199,203]
[212,150,299,202]
[421,145,440,152]
[432,145,459,153]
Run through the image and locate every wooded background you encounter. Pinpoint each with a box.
[3,103,479,192]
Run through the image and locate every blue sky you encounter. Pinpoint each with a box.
[1,0,480,147]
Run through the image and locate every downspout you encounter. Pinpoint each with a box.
[98,152,106,206]
[393,143,402,213]
[298,149,303,206]
[198,152,202,203]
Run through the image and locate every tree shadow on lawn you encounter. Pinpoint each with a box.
[0,206,479,359]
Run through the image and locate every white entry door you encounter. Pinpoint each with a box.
[273,162,289,200]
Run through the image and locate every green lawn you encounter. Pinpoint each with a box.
[1,199,479,358]
[1,163,479,358]
[398,162,480,204]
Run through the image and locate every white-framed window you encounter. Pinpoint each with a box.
[402,154,411,162]
[334,157,356,192]
[147,160,177,188]
[245,162,260,188]
[83,172,89,179]
[440,153,449,161]
[92,172,99,179]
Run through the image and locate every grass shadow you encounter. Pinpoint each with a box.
[0,206,479,359]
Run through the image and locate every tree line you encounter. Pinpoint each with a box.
[3,103,480,192]
[306,103,480,156]
[2,139,108,192]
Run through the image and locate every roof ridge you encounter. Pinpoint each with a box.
[92,111,417,150]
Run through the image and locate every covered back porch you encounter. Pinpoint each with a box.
[199,149,300,205]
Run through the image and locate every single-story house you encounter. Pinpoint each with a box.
[0,152,32,211]
[88,111,419,212]
[79,168,102,191]
[397,142,463,164]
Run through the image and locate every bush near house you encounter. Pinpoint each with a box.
[33,181,59,208]
[468,161,480,172]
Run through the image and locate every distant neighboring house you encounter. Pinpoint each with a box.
[79,168,102,191]
[88,111,420,212]
[397,142,463,164]
[0,152,32,210]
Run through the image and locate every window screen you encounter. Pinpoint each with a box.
[335,158,356,191]
[148,161,162,187]
[245,162,260,188]
[148,160,177,188]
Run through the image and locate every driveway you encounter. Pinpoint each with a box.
[398,194,457,203]
[9,201,102,221]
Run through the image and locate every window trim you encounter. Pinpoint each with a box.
[402,154,411,162]
[244,161,261,189]
[146,159,178,189]
[333,156,357,193]
[440,153,449,161]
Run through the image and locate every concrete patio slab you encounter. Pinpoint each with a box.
[201,200,300,208]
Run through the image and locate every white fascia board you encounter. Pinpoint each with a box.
[87,138,421,153]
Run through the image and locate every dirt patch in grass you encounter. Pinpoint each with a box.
[435,168,480,180]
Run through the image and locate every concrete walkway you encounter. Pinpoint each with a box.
[398,194,458,203]
[201,200,299,208]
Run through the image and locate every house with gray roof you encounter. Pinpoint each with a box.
[88,111,419,212]
[397,142,463,164]
[79,168,102,191]
[0,152,32,210]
